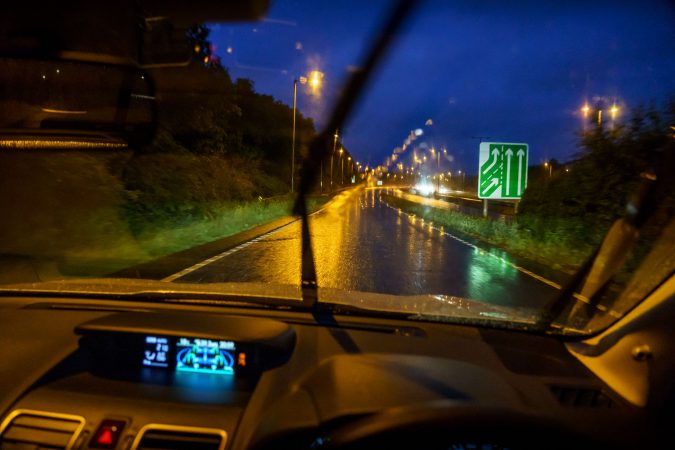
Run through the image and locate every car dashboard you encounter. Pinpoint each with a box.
[0,295,667,450]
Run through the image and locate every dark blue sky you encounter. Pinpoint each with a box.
[210,0,675,174]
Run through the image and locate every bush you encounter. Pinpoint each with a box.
[120,150,286,235]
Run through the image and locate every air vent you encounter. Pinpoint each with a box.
[131,424,227,450]
[0,409,85,450]
[550,385,616,408]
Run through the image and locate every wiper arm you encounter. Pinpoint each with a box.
[538,144,672,332]
[294,0,419,309]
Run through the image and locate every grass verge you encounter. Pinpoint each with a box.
[59,195,328,277]
[381,193,603,273]
[134,195,326,258]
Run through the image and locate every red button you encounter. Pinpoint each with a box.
[98,429,113,445]
[90,420,126,449]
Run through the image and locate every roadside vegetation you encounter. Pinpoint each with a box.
[0,25,340,279]
[382,194,594,273]
[385,101,675,274]
[130,195,327,260]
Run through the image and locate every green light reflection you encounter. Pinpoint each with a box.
[467,246,518,305]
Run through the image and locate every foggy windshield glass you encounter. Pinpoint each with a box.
[0,0,673,336]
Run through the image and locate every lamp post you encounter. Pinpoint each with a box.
[610,103,619,129]
[581,103,590,117]
[581,103,591,132]
[347,156,352,183]
[291,79,298,192]
[331,130,338,191]
[291,70,323,193]
[339,148,344,185]
[581,100,620,130]
[431,147,446,192]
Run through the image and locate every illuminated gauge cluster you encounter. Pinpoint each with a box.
[142,336,170,368]
[142,335,248,375]
[176,337,236,375]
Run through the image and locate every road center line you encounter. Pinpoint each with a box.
[161,222,295,282]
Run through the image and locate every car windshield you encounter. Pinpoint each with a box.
[0,0,673,336]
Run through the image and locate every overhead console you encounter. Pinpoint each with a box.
[75,312,296,379]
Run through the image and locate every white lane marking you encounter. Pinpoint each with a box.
[162,206,329,283]
[161,223,294,282]
[381,199,621,319]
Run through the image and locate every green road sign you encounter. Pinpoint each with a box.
[478,142,528,199]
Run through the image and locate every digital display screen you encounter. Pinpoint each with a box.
[175,337,236,375]
[141,335,245,375]
[143,336,170,368]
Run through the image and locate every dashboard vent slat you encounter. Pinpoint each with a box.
[550,385,616,408]
[132,425,227,450]
[0,410,85,450]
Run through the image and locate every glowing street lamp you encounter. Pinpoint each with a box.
[430,147,446,192]
[610,104,619,120]
[581,103,590,117]
[544,161,552,177]
[292,70,324,192]
[331,130,339,190]
[339,148,344,185]
[308,70,323,94]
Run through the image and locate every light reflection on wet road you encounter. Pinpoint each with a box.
[179,188,557,308]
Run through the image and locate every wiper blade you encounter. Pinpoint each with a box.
[0,285,304,310]
[294,0,419,310]
[538,144,672,332]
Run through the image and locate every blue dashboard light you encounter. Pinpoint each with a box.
[175,337,236,375]
[142,336,169,368]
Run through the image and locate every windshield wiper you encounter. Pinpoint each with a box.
[0,285,303,310]
[538,143,673,332]
[293,0,419,311]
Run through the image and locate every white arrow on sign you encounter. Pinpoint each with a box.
[483,148,500,174]
[504,148,513,194]
[484,177,499,194]
[517,148,525,194]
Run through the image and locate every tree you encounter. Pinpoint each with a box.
[519,100,674,227]
[186,24,220,68]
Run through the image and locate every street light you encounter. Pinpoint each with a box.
[544,161,552,177]
[291,71,323,192]
[331,130,338,190]
[347,156,352,181]
[581,103,590,117]
[339,148,344,185]
[308,70,323,94]
[610,104,619,120]
[432,147,446,192]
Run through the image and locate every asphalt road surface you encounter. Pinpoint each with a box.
[170,188,561,309]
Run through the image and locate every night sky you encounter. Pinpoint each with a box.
[209,0,675,174]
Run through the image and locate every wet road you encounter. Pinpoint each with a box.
[172,188,560,309]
